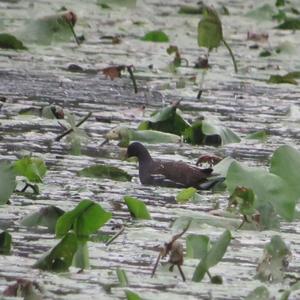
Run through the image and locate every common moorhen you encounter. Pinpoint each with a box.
[126,142,224,189]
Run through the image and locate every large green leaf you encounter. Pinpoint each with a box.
[14,156,47,183]
[0,161,16,204]
[198,6,223,50]
[226,161,296,221]
[21,206,65,233]
[0,33,27,50]
[141,30,169,42]
[56,199,112,238]
[78,164,131,181]
[0,231,12,255]
[34,232,78,272]
[276,18,300,30]
[124,196,151,220]
[186,234,210,259]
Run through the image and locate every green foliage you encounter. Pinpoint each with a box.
[21,206,65,233]
[98,0,137,9]
[186,234,210,259]
[141,30,169,42]
[125,290,142,300]
[124,196,151,220]
[229,187,256,216]
[34,232,78,272]
[0,231,12,255]
[0,161,16,204]
[176,187,198,203]
[78,164,132,181]
[245,130,268,140]
[56,199,112,239]
[267,73,299,85]
[276,18,300,30]
[72,240,89,269]
[192,230,232,282]
[14,156,47,183]
[117,268,129,287]
[256,235,290,282]
[178,5,203,14]
[0,33,27,50]
[245,286,270,300]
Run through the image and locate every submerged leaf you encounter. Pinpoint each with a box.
[14,157,47,183]
[56,199,112,238]
[0,161,16,204]
[141,30,169,42]
[34,232,78,272]
[124,196,151,220]
[0,231,12,255]
[78,164,132,181]
[0,33,27,50]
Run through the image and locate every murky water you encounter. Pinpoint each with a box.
[1,0,300,299]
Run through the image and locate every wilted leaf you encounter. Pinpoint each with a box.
[186,234,210,259]
[124,196,151,220]
[0,33,27,50]
[14,157,47,183]
[141,30,169,42]
[0,161,16,204]
[56,199,112,238]
[102,65,125,80]
[176,187,198,203]
[198,6,223,50]
[0,231,12,255]
[21,206,65,233]
[34,232,78,272]
[78,164,132,181]
[245,286,270,300]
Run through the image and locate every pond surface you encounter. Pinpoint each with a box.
[0,0,300,299]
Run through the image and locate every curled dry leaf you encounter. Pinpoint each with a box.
[3,278,43,298]
[196,154,222,167]
[63,11,77,27]
[101,65,126,80]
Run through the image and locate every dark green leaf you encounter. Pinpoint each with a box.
[98,0,136,8]
[186,234,210,259]
[78,164,132,181]
[245,286,270,300]
[267,74,298,85]
[34,232,78,272]
[176,187,198,203]
[0,33,27,50]
[56,199,112,238]
[0,161,16,204]
[14,157,47,183]
[124,196,151,220]
[73,240,89,269]
[211,275,223,284]
[178,5,203,14]
[21,206,65,233]
[259,49,272,57]
[198,6,223,50]
[0,231,12,255]
[141,30,169,42]
[276,18,300,30]
[276,0,285,7]
[125,290,142,300]
[117,268,129,287]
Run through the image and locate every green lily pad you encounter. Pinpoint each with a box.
[141,30,169,42]
[124,196,151,220]
[78,164,132,181]
[0,161,16,204]
[34,232,78,272]
[0,33,27,50]
[0,231,12,255]
[56,199,112,239]
[14,156,47,183]
[21,206,65,233]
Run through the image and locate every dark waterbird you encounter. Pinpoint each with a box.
[126,142,224,190]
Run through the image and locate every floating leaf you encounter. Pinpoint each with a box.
[256,235,291,282]
[117,268,129,287]
[56,199,112,239]
[186,234,210,259]
[125,290,142,300]
[245,130,268,140]
[176,187,198,203]
[21,206,65,233]
[226,161,296,221]
[0,161,16,204]
[34,232,78,272]
[276,18,300,30]
[97,0,137,9]
[14,157,47,183]
[124,196,151,220]
[267,73,298,85]
[245,286,270,300]
[0,231,12,255]
[141,30,169,42]
[179,5,203,14]
[198,6,222,50]
[0,33,27,50]
[192,230,231,282]
[78,164,131,181]
[245,4,276,20]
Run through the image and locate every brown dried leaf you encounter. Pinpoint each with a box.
[102,65,126,80]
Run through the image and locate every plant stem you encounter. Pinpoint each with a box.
[105,225,125,246]
[55,112,92,141]
[222,38,238,73]
[127,65,138,94]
